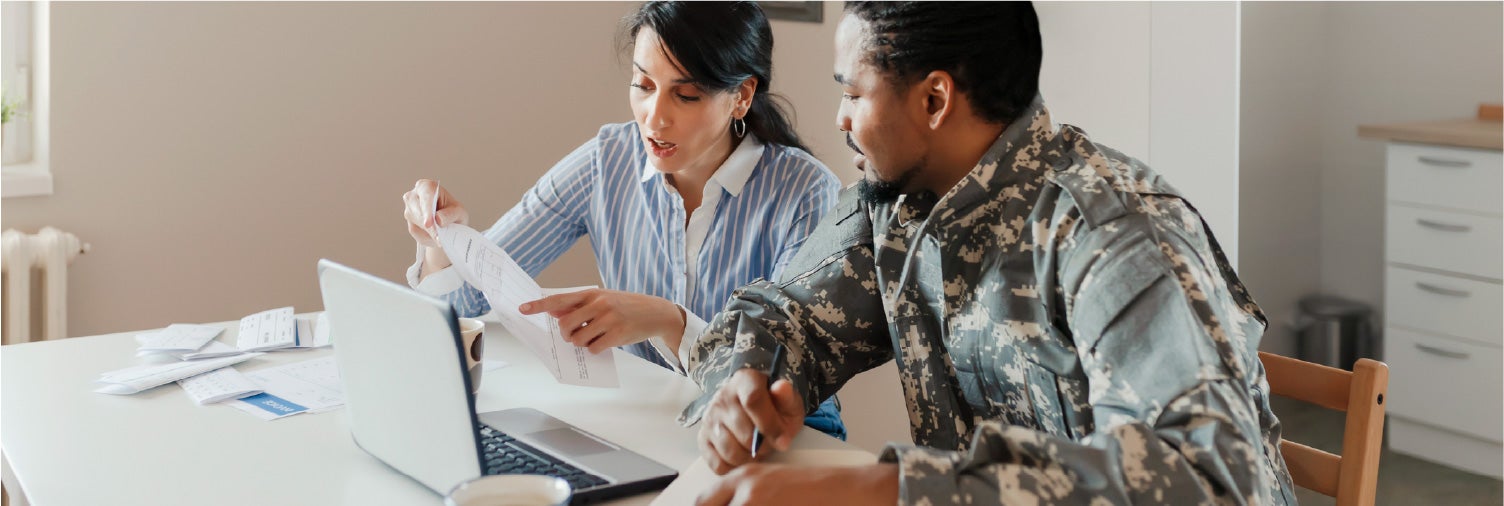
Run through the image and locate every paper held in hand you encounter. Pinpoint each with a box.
[434,223,618,388]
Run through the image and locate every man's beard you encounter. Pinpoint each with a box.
[856,163,921,205]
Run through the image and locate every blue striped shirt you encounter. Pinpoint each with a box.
[409,122,846,437]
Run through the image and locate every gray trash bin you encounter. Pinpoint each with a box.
[1295,295,1377,371]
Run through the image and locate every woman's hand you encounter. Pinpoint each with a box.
[402,179,470,248]
[402,179,470,275]
[519,289,687,354]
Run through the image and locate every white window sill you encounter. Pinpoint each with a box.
[2,163,54,198]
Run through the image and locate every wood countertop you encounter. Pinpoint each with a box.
[1359,106,1503,150]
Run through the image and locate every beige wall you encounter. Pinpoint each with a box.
[1238,2,1503,355]
[1239,2,1328,356]
[5,2,637,335]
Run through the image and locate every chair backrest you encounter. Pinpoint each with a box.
[1259,351,1389,506]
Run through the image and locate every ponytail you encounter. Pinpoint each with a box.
[743,89,808,153]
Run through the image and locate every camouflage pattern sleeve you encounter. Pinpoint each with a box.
[880,198,1286,505]
[679,188,895,426]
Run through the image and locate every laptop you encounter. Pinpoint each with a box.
[316,259,677,503]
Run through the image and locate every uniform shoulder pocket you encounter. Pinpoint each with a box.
[1061,225,1171,348]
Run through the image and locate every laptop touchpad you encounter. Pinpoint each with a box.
[529,428,616,456]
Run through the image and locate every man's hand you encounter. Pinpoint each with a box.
[695,463,900,506]
[698,369,805,474]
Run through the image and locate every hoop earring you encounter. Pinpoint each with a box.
[733,118,746,138]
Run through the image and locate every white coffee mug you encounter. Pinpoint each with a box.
[444,475,571,506]
[458,317,485,394]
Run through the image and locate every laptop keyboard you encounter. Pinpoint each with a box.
[479,425,610,491]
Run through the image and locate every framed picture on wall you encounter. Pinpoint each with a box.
[759,1,822,23]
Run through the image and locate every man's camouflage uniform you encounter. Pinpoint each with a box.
[680,97,1298,505]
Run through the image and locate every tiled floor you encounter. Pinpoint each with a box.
[1271,397,1503,505]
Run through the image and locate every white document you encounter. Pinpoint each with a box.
[291,313,333,349]
[94,352,263,395]
[178,367,262,405]
[312,312,332,347]
[135,324,225,355]
[179,341,246,361]
[236,308,329,352]
[650,449,878,506]
[227,356,345,420]
[237,307,297,351]
[435,224,618,388]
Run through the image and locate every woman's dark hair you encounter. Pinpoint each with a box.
[623,1,810,153]
[843,2,1042,125]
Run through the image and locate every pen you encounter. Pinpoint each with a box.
[750,343,785,459]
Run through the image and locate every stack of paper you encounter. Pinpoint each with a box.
[304,312,332,347]
[100,310,333,409]
[236,307,297,351]
[236,307,331,352]
[133,322,255,361]
[227,356,345,420]
[135,324,225,357]
[178,367,262,405]
[435,224,618,388]
[95,353,263,395]
[178,341,245,360]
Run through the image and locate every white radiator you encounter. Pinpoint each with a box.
[2,227,88,344]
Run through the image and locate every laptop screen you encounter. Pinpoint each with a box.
[318,259,485,495]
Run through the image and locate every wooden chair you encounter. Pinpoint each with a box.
[1259,351,1389,506]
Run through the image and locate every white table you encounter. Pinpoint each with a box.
[1,318,851,505]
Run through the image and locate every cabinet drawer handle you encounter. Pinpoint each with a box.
[1415,282,1471,298]
[1415,343,1471,359]
[1415,219,1471,233]
[1417,156,1472,168]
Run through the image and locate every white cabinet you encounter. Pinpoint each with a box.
[1382,141,1503,479]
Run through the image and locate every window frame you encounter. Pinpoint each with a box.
[2,0,52,199]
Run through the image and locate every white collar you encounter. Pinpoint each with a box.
[640,135,765,197]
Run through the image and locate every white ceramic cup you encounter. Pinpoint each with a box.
[444,475,571,506]
[458,317,486,394]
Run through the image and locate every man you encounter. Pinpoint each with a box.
[684,2,1296,505]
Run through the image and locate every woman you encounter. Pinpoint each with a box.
[401,2,845,440]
